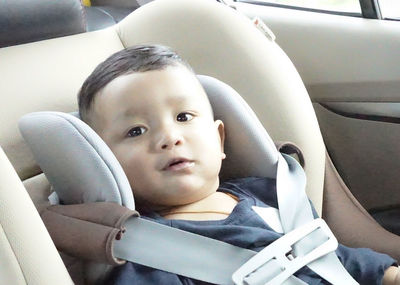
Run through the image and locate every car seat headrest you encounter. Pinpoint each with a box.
[19,75,278,210]
[0,0,86,48]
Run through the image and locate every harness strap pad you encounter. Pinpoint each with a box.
[41,202,139,265]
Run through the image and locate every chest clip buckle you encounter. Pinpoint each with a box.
[232,218,338,285]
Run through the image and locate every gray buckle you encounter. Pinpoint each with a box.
[232,218,338,285]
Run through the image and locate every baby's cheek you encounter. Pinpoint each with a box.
[125,163,141,182]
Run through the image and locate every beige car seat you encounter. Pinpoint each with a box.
[0,148,73,284]
[1,0,400,283]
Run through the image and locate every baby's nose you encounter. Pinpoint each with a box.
[156,132,183,150]
[161,138,182,150]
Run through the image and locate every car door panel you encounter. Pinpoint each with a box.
[237,2,400,213]
[314,102,400,210]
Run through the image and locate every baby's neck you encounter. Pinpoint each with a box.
[159,192,238,221]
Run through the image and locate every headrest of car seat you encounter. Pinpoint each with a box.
[0,0,86,48]
[19,75,278,210]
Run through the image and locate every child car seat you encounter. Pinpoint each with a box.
[19,75,358,285]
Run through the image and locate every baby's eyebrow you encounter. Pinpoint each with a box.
[111,109,140,125]
[165,94,191,105]
[168,94,210,110]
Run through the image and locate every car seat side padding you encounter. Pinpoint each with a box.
[0,147,73,284]
[0,27,125,181]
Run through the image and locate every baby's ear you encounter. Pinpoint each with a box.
[214,120,226,159]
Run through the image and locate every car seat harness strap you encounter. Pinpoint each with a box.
[113,215,333,285]
[274,154,358,285]
[111,154,359,285]
[115,216,254,285]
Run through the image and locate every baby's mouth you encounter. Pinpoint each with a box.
[163,158,194,171]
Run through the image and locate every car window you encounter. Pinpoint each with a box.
[238,0,361,14]
[379,0,400,19]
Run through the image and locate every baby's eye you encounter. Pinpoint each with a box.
[176,112,194,122]
[127,126,147,138]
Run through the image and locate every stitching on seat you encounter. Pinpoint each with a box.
[0,224,28,284]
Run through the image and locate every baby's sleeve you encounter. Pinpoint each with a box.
[336,244,397,285]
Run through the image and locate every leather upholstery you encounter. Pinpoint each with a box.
[85,6,135,31]
[0,0,86,48]
[0,148,73,284]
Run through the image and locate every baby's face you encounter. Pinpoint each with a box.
[91,65,225,209]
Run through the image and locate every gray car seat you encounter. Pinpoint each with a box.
[19,75,357,285]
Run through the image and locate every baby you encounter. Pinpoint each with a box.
[78,45,399,284]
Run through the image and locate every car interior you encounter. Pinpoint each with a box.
[1,0,400,284]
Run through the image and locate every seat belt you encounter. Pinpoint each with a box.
[275,154,358,285]
[113,154,358,284]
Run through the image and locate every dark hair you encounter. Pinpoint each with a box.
[78,44,194,123]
